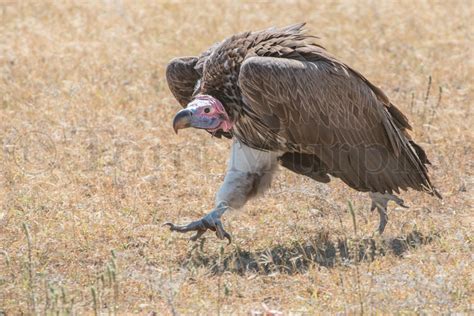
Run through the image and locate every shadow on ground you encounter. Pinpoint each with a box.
[183,230,438,275]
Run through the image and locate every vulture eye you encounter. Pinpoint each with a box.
[204,107,211,114]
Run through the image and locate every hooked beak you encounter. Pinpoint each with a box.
[172,109,192,134]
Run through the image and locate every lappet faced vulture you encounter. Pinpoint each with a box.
[165,23,441,243]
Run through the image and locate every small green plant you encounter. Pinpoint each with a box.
[89,250,120,315]
[22,223,37,315]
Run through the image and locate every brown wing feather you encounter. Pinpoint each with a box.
[238,56,439,196]
[166,56,200,107]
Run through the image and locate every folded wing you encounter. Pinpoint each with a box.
[238,56,439,196]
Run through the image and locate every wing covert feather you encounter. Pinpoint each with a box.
[239,56,389,150]
[166,56,200,107]
[238,56,437,195]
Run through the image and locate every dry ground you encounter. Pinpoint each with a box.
[0,0,473,314]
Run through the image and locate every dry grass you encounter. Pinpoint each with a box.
[0,0,473,314]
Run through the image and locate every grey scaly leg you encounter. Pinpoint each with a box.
[369,192,408,234]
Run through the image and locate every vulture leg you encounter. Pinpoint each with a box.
[369,192,408,233]
[165,140,279,243]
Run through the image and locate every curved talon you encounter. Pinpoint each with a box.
[215,222,231,244]
[163,222,176,229]
[223,232,232,244]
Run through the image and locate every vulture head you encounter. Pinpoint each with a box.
[172,95,233,134]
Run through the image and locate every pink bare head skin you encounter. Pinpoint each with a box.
[173,95,233,133]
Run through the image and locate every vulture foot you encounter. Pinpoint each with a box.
[369,192,408,234]
[164,203,231,244]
